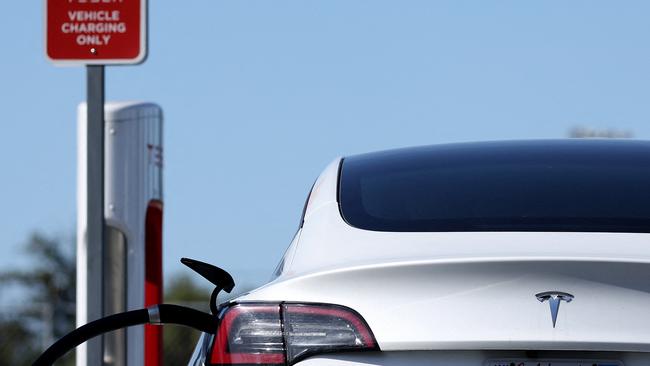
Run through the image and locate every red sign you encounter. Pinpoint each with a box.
[46,0,147,65]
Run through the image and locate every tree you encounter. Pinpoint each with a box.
[0,232,76,366]
[0,230,258,365]
[162,272,256,365]
[163,273,210,365]
[0,318,41,366]
[569,126,634,138]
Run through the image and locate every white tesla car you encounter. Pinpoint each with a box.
[189,140,650,366]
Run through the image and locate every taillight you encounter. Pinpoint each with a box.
[209,303,378,366]
[212,305,286,365]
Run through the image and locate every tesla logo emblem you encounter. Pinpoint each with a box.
[535,291,574,328]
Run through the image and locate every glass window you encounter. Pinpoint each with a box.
[339,140,650,233]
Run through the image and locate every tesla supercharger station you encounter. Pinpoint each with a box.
[77,102,163,366]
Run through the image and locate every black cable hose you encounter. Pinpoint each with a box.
[32,304,217,366]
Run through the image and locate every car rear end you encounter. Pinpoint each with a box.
[190,140,650,365]
[190,252,650,365]
[190,253,650,365]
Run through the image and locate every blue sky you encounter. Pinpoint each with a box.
[2,1,650,289]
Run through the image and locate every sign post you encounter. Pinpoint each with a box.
[85,64,105,366]
[46,1,148,365]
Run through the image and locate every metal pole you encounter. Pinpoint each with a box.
[86,64,105,366]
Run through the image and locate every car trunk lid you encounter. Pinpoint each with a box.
[242,258,650,352]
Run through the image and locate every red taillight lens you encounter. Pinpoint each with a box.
[211,305,286,365]
[209,303,378,366]
[283,304,377,362]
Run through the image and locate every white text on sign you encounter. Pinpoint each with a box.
[61,10,127,46]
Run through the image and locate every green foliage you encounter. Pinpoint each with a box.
[165,274,210,304]
[161,273,257,364]
[0,232,76,366]
[163,273,210,365]
[0,231,260,366]
[0,318,40,365]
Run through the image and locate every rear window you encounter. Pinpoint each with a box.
[339,141,650,233]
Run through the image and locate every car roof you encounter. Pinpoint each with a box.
[343,139,650,166]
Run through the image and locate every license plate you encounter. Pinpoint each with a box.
[485,360,623,366]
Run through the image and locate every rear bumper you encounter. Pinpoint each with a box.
[188,334,650,365]
[295,350,650,366]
